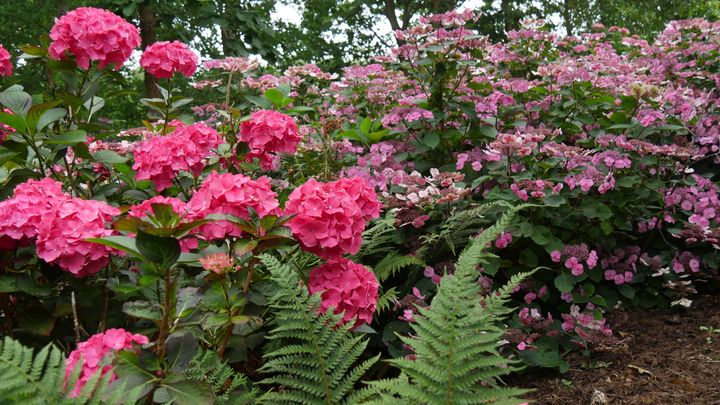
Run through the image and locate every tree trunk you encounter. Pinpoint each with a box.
[138,1,160,98]
[562,0,573,36]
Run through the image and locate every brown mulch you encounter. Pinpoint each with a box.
[516,295,720,404]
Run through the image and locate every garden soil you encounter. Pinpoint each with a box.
[516,294,720,404]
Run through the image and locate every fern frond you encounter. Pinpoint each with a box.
[418,201,529,258]
[372,253,423,282]
[0,336,65,404]
[357,211,400,257]
[0,336,142,405]
[185,349,258,404]
[258,254,379,405]
[365,204,532,404]
[375,287,398,313]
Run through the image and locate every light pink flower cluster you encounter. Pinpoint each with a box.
[140,41,198,79]
[199,252,235,274]
[285,177,380,258]
[203,56,259,73]
[132,123,223,191]
[550,244,598,276]
[600,246,651,284]
[0,44,11,76]
[560,304,612,341]
[511,179,563,201]
[187,172,279,240]
[65,329,148,397]
[308,257,379,326]
[239,110,302,154]
[49,7,140,70]
[36,198,120,277]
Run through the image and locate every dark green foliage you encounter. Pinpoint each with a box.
[362,205,532,404]
[258,253,379,405]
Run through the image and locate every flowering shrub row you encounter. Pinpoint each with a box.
[0,4,718,401]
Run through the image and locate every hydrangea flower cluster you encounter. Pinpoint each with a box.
[132,123,223,191]
[0,44,11,76]
[65,329,148,397]
[550,244,598,276]
[140,41,198,79]
[600,246,650,284]
[203,56,259,73]
[0,178,69,244]
[36,198,120,277]
[560,304,613,343]
[48,7,140,70]
[285,177,380,258]
[307,257,379,326]
[239,110,302,155]
[187,172,279,240]
[199,253,235,274]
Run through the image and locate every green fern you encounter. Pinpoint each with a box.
[185,349,258,404]
[258,253,380,405]
[375,287,399,313]
[0,336,143,404]
[363,204,532,405]
[357,211,400,257]
[418,201,517,257]
[372,252,423,282]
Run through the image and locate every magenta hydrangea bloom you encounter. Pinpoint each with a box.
[0,178,70,243]
[49,7,140,70]
[140,41,198,79]
[239,110,301,154]
[334,177,382,220]
[0,44,12,76]
[187,172,279,240]
[284,178,374,258]
[35,198,120,277]
[132,123,223,191]
[308,257,379,326]
[65,329,148,398]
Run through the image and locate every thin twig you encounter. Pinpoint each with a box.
[71,291,81,343]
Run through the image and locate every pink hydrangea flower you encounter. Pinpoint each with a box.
[239,110,302,154]
[284,178,371,258]
[334,177,382,220]
[0,44,11,76]
[36,198,120,277]
[187,172,279,240]
[0,178,70,242]
[65,329,148,398]
[49,7,140,70]
[495,232,512,249]
[308,257,379,326]
[550,250,562,262]
[140,41,198,79]
[199,252,235,273]
[132,123,222,191]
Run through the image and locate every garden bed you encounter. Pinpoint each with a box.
[518,295,720,404]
